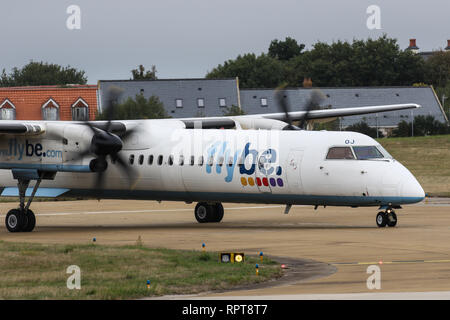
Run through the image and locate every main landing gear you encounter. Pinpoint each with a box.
[5,176,42,233]
[376,209,398,228]
[194,202,224,223]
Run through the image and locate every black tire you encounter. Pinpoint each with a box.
[5,209,26,233]
[22,209,36,232]
[195,202,214,223]
[376,212,387,228]
[387,211,397,227]
[211,203,224,223]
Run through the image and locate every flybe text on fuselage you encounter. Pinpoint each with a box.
[205,141,282,183]
[0,138,62,160]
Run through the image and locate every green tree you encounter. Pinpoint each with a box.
[287,35,425,87]
[392,115,449,137]
[0,61,87,86]
[425,51,450,88]
[206,53,285,88]
[207,35,427,88]
[268,37,305,61]
[392,120,412,137]
[313,119,340,131]
[222,105,246,116]
[97,94,169,120]
[345,121,384,138]
[131,65,157,80]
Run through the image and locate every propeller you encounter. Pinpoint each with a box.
[70,85,140,192]
[275,84,325,130]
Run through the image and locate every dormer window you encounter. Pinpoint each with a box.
[71,98,89,121]
[260,98,268,107]
[42,98,60,120]
[0,99,16,120]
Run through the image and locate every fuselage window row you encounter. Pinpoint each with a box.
[128,153,245,167]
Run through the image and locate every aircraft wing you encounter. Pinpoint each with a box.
[259,103,421,121]
[179,103,421,129]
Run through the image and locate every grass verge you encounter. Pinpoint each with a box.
[0,241,282,300]
[378,135,450,197]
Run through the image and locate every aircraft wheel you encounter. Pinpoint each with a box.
[195,202,214,223]
[5,209,26,233]
[211,203,224,223]
[376,211,387,228]
[387,211,397,227]
[22,209,36,232]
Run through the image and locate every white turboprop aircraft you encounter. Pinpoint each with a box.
[0,91,424,232]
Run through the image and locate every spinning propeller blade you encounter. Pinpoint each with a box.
[68,85,139,193]
[275,84,325,130]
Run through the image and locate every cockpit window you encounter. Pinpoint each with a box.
[326,147,355,160]
[376,144,393,159]
[352,146,384,160]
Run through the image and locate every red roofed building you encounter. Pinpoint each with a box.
[0,85,98,121]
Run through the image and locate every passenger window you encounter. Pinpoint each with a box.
[198,156,204,166]
[168,155,174,166]
[129,154,135,165]
[148,155,154,165]
[228,157,233,167]
[218,156,224,167]
[207,155,214,166]
[326,147,355,160]
[138,155,144,165]
[190,155,195,166]
[158,155,163,165]
[237,156,244,167]
[352,146,384,160]
[179,155,184,166]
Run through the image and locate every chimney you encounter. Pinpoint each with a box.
[407,38,419,53]
[303,77,313,88]
[445,40,450,51]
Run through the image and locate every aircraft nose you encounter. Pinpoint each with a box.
[401,174,425,201]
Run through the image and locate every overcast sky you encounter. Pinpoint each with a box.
[1,0,449,83]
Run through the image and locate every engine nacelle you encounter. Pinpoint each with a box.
[232,117,288,130]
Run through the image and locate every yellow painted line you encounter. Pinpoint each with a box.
[335,259,450,266]
[425,259,450,263]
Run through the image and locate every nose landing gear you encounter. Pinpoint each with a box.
[376,209,397,228]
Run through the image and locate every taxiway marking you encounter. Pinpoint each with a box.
[333,259,450,266]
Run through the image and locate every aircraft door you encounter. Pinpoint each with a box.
[286,150,304,194]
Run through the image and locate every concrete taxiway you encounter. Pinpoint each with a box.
[0,198,449,297]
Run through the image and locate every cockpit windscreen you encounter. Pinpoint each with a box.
[352,146,384,160]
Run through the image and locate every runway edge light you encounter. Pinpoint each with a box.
[219,252,245,263]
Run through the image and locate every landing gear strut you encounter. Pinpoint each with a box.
[376,209,397,228]
[5,176,42,233]
[194,202,224,223]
